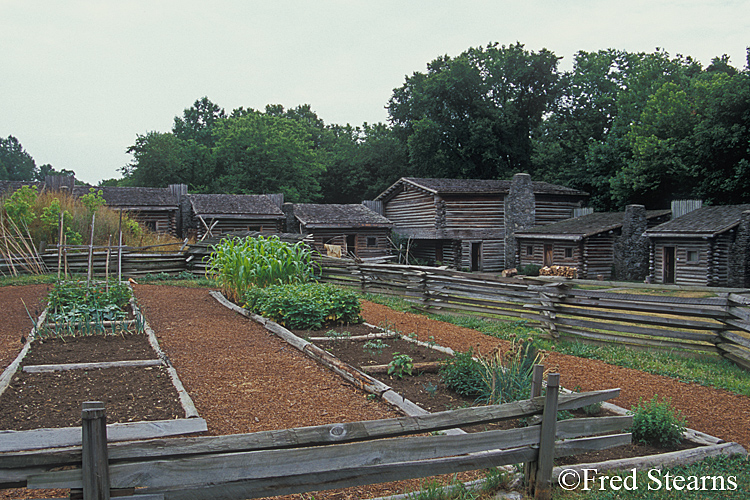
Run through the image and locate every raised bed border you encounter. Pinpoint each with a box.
[210,291,747,496]
[0,287,207,453]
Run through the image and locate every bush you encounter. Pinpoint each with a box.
[243,282,362,330]
[439,349,485,398]
[519,264,541,276]
[629,395,686,447]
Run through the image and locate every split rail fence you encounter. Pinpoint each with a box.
[318,259,750,370]
[1,381,629,500]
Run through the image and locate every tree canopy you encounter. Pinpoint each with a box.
[9,43,740,212]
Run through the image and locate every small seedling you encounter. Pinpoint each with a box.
[422,381,439,398]
[363,339,389,355]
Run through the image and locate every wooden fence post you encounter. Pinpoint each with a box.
[81,401,110,500]
[534,373,559,500]
[524,364,546,490]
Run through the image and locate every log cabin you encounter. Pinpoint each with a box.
[283,203,393,260]
[514,206,671,280]
[644,204,750,287]
[186,193,286,240]
[374,174,588,271]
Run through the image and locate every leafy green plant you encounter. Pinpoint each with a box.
[388,353,414,378]
[519,264,541,276]
[439,349,485,398]
[363,339,389,355]
[629,395,686,447]
[208,235,314,302]
[324,329,351,338]
[243,282,361,330]
[79,187,106,213]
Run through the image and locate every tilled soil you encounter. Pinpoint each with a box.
[2,284,750,500]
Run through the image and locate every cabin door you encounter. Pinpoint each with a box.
[663,247,676,284]
[471,242,482,271]
[346,234,357,257]
[543,245,554,267]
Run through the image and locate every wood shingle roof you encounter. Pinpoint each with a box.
[375,177,588,201]
[516,210,672,241]
[188,194,284,218]
[293,204,393,228]
[646,204,750,238]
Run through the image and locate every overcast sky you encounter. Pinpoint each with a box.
[2,1,748,185]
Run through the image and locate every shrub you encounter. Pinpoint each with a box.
[629,395,686,447]
[208,235,314,302]
[243,282,361,330]
[519,264,541,276]
[439,349,485,398]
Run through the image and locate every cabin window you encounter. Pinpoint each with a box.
[526,246,534,256]
[686,250,699,263]
[367,237,377,247]
[564,247,573,258]
[145,221,156,232]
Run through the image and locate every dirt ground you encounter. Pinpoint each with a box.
[1,283,750,500]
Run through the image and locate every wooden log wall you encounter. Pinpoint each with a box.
[195,218,284,240]
[582,235,616,279]
[383,186,436,234]
[653,239,711,286]
[534,196,579,226]
[307,229,391,259]
[316,260,750,369]
[127,211,177,237]
[443,196,503,231]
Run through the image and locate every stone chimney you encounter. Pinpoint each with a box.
[613,204,648,281]
[504,173,535,269]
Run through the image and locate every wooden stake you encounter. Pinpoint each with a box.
[524,364,546,489]
[57,210,64,280]
[87,213,96,286]
[81,401,110,500]
[534,373,560,500]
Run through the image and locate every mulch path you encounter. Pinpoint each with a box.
[1,284,750,500]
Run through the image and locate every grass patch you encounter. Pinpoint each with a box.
[0,274,57,286]
[361,292,750,398]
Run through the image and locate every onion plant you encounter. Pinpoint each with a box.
[206,235,314,302]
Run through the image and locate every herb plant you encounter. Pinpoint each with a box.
[629,395,686,447]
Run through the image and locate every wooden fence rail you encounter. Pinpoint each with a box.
[2,384,628,500]
[317,259,750,370]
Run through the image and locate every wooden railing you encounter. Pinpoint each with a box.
[317,259,750,370]
[2,382,628,500]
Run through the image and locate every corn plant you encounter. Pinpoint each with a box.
[207,235,314,302]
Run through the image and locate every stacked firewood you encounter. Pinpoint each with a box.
[539,265,578,278]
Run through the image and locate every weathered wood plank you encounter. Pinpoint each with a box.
[552,316,718,344]
[0,419,207,453]
[23,359,162,373]
[552,327,720,353]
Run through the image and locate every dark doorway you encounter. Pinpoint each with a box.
[471,242,481,271]
[346,234,356,256]
[663,247,676,284]
[544,244,554,267]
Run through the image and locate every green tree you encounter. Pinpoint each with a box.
[0,135,37,181]
[122,131,190,187]
[212,111,325,202]
[173,96,226,148]
[34,164,75,181]
[388,42,561,179]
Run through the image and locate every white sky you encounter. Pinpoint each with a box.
[2,0,748,185]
